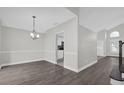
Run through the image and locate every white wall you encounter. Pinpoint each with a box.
[0,26,44,66]
[97,30,107,57]
[0,21,1,51]
[0,21,2,65]
[43,17,78,72]
[78,25,97,71]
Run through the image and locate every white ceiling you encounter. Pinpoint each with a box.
[1,7,124,33]
[79,7,124,32]
[0,7,76,33]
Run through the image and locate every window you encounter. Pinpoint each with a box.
[110,31,120,53]
[110,31,120,38]
[111,40,119,52]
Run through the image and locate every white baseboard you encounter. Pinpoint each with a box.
[43,59,56,64]
[44,59,78,72]
[78,60,97,72]
[64,65,78,72]
[64,60,97,73]
[0,58,43,67]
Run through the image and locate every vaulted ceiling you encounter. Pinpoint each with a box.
[0,7,76,33]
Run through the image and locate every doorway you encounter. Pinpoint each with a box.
[56,32,64,67]
[109,31,120,56]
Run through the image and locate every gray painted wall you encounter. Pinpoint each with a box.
[67,8,97,72]
[78,25,97,70]
[97,30,107,57]
[0,26,44,65]
[0,22,1,51]
[43,17,78,72]
[0,30,1,51]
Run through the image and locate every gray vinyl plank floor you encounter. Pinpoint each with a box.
[0,57,117,85]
